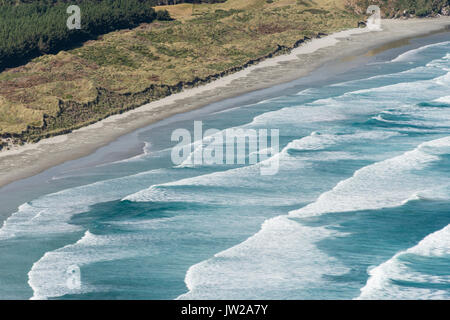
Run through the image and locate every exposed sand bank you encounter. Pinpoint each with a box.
[1,17,449,189]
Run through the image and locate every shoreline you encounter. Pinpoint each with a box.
[1,17,450,189]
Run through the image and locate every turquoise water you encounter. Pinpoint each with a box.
[0,36,450,300]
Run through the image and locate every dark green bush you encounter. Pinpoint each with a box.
[156,10,173,21]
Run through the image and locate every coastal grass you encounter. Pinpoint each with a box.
[0,0,362,144]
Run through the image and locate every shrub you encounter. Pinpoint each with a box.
[156,10,173,21]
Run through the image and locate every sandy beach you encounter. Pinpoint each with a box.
[0,17,449,189]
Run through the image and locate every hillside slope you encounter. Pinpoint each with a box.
[1,0,362,148]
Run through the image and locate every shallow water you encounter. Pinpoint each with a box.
[0,34,449,300]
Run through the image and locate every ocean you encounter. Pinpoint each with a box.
[0,32,449,300]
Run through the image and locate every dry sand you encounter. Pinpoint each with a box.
[1,17,449,188]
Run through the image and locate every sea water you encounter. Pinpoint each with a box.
[0,34,449,300]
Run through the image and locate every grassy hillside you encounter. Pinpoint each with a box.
[0,0,226,72]
[0,0,362,147]
[346,0,450,18]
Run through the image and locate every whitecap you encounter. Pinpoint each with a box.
[289,136,450,218]
[391,41,450,63]
[178,216,349,299]
[357,224,450,300]
[28,230,149,300]
[0,168,194,240]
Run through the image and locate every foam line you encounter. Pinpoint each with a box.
[289,136,450,218]
[358,224,450,300]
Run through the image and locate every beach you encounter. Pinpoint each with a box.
[1,13,450,300]
[1,17,449,189]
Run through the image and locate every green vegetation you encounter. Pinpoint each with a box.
[156,9,174,20]
[347,0,450,18]
[0,0,161,71]
[0,0,362,144]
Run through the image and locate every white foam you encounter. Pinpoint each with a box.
[287,131,401,151]
[125,128,389,205]
[211,106,242,115]
[289,136,450,218]
[434,95,450,104]
[350,73,450,103]
[295,88,319,95]
[28,230,148,300]
[331,59,447,90]
[176,136,450,300]
[253,74,449,131]
[401,184,450,204]
[5,39,450,300]
[123,140,301,205]
[176,129,246,168]
[250,103,350,127]
[329,49,449,95]
[241,51,450,134]
[358,224,450,300]
[372,110,450,128]
[124,130,435,207]
[178,216,349,299]
[0,167,193,240]
[175,124,260,168]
